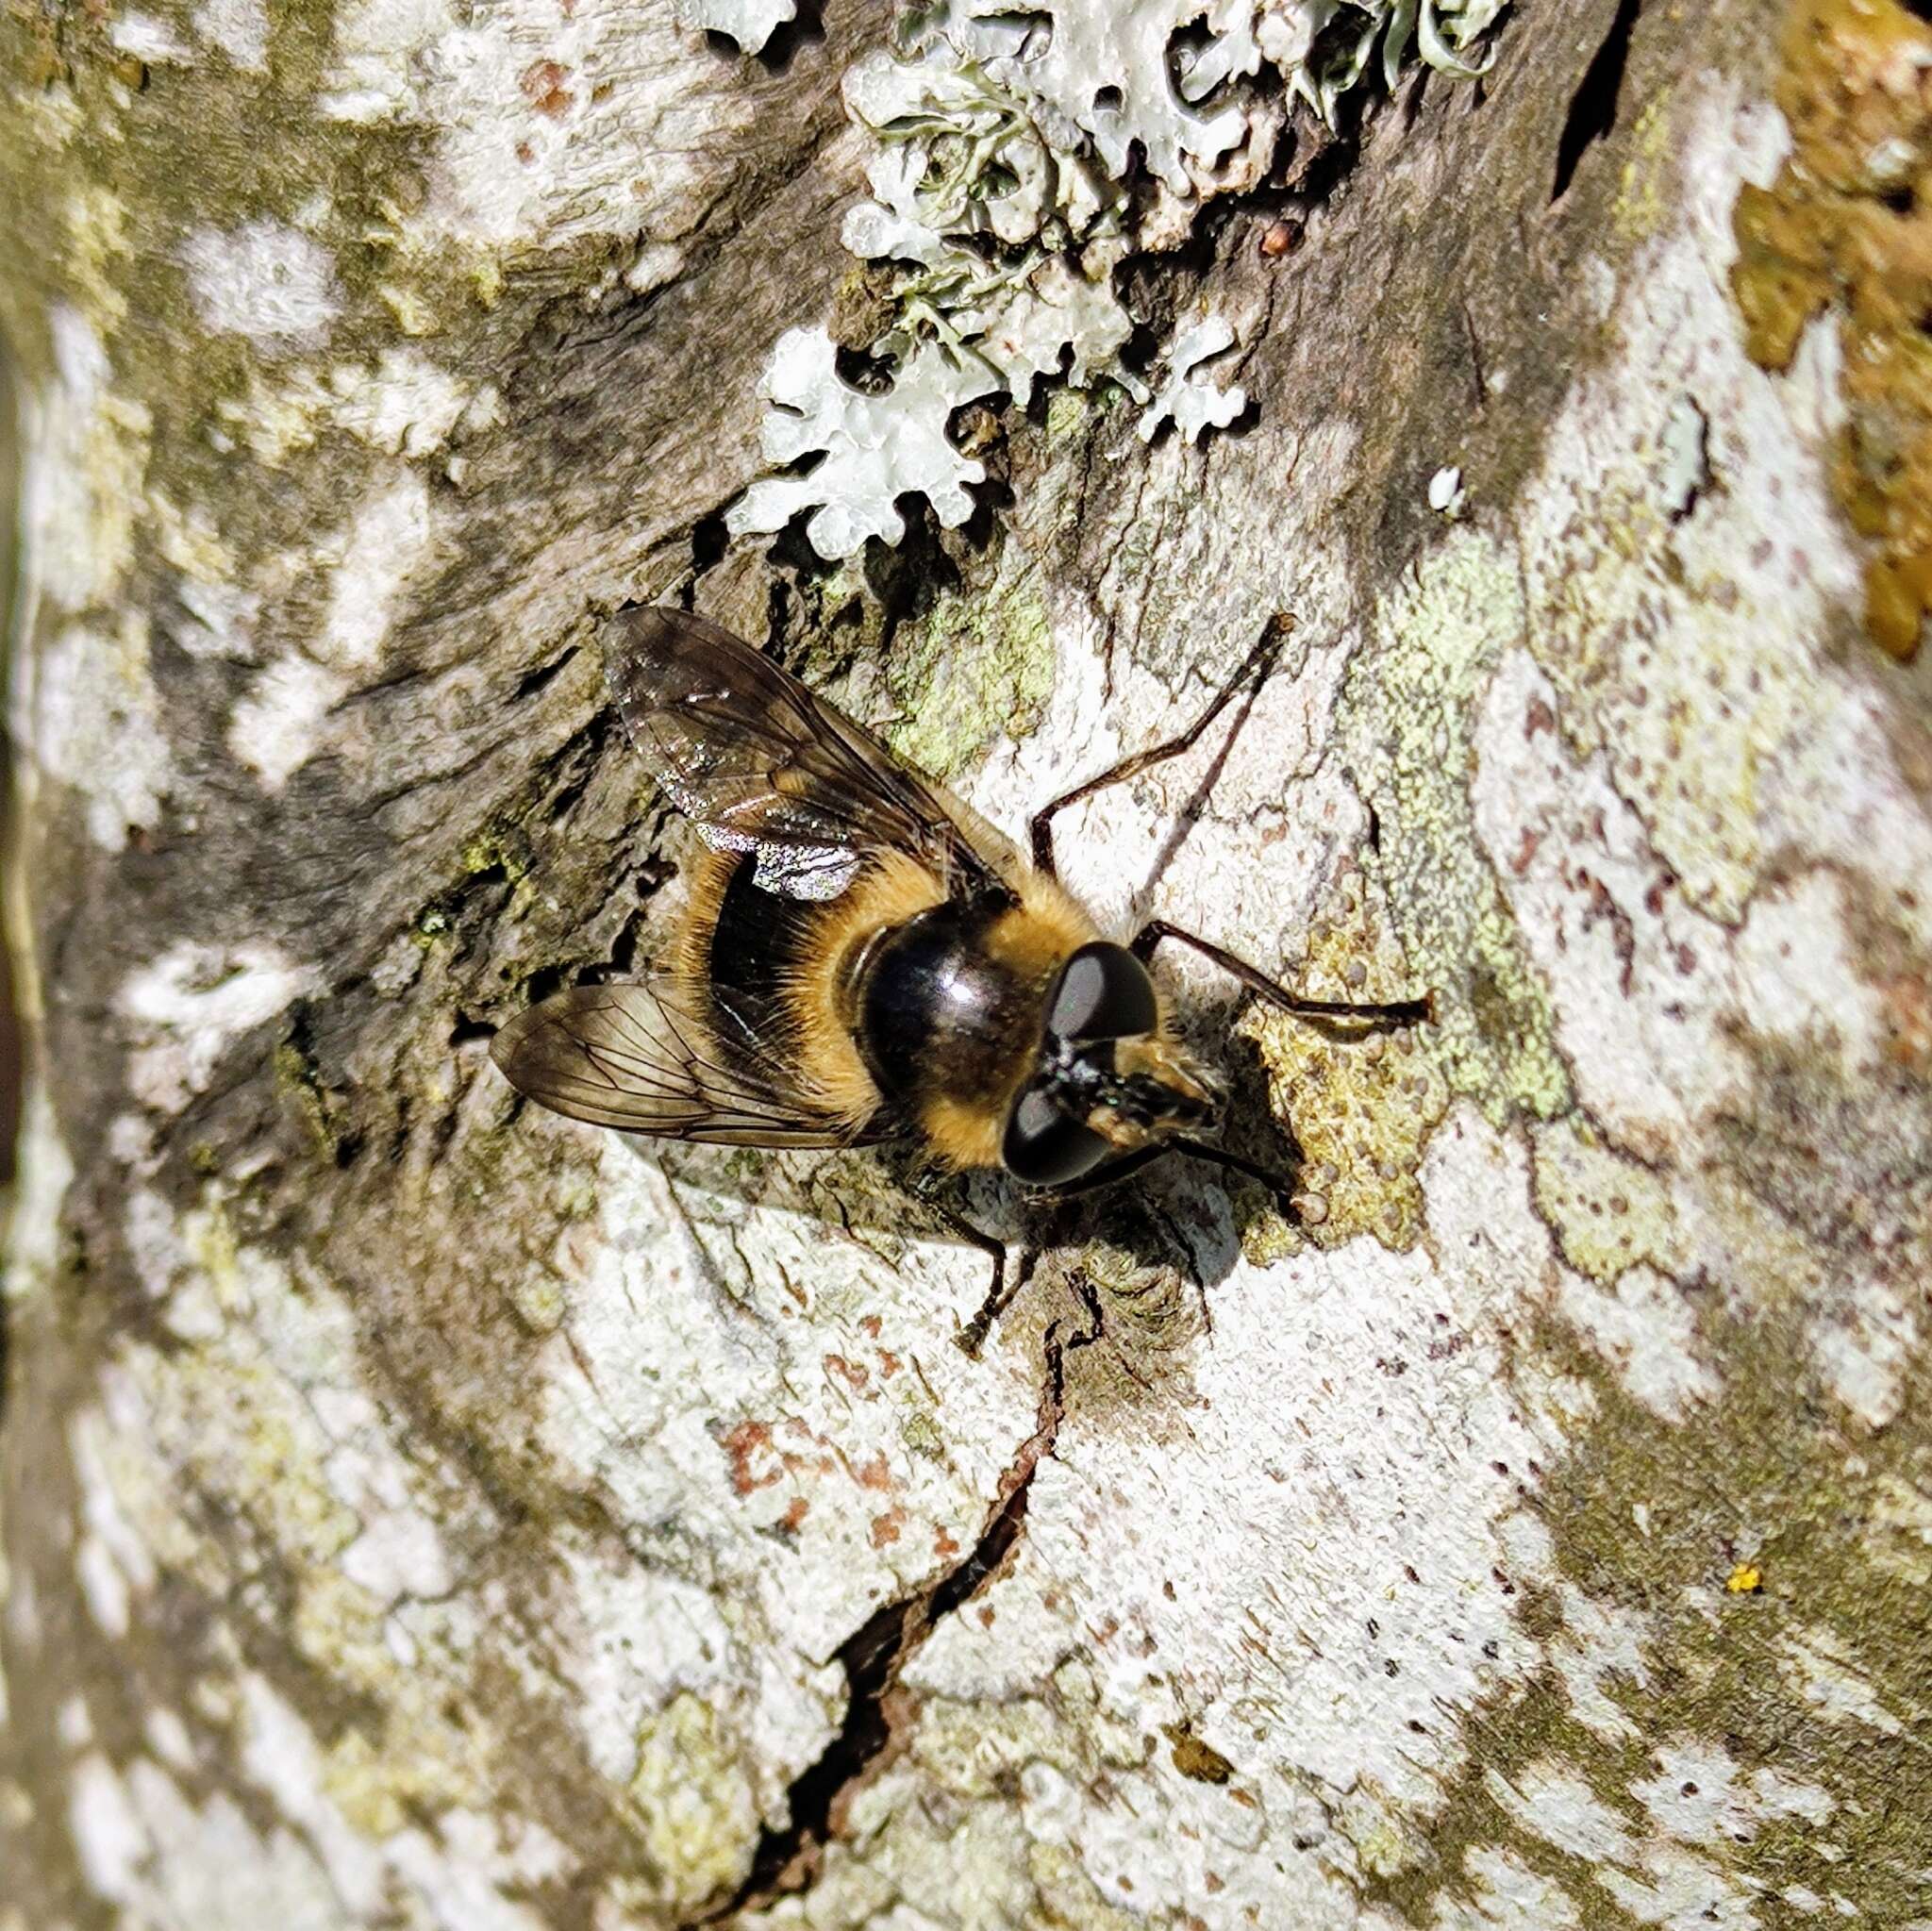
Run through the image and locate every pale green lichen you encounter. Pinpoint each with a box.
[1231,0,1511,126]
[880,581,1057,778]
[1530,1117,1683,1287]
[64,1201,530,1845]
[1337,527,1571,1124]
[1136,312,1246,443]
[626,1691,760,1912]
[1241,863,1451,1255]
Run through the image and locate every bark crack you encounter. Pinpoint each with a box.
[1551,0,1643,203]
[693,1278,1105,1924]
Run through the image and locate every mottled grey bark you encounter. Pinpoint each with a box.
[4,3,1931,1929]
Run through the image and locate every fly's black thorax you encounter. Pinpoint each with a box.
[849,894,1044,1123]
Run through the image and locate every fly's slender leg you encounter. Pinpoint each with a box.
[1021,609,1434,1027]
[1131,919,1434,1029]
[1029,615,1293,877]
[1035,1142,1169,1199]
[1037,1139,1303,1220]
[1164,1138,1303,1220]
[926,1199,1037,1359]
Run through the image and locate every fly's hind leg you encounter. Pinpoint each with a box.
[1021,608,1435,1027]
[1130,920,1434,1031]
[1029,614,1293,878]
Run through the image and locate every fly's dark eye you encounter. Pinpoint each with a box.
[1045,941,1158,1042]
[1002,1082,1112,1186]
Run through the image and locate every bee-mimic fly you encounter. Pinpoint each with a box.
[491,607,1432,1351]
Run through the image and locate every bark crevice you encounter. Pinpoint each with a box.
[1551,0,1644,201]
[694,1280,1105,1924]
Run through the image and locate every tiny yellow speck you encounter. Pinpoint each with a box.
[1725,1563,1762,1594]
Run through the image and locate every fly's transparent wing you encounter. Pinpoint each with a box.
[491,977,880,1147]
[605,606,1021,899]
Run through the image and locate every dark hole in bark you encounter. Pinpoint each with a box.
[689,510,730,585]
[508,643,580,703]
[753,0,824,73]
[832,342,896,395]
[1551,0,1642,203]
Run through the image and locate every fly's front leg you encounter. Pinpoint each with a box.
[1131,920,1435,1030]
[1028,614,1294,878]
[1164,1138,1306,1222]
[1035,1140,1304,1223]
[923,1195,1037,1359]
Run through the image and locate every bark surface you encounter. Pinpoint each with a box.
[4,2,1932,1928]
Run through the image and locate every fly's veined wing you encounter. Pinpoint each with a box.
[491,978,879,1147]
[604,606,1021,900]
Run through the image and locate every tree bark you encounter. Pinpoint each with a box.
[6,3,1932,1928]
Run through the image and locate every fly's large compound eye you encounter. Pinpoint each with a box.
[1044,941,1158,1043]
[1001,1082,1112,1186]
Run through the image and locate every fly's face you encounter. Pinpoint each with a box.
[1000,941,1221,1188]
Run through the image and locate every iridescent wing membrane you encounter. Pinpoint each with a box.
[491,976,865,1147]
[491,607,1022,1147]
[606,606,1018,899]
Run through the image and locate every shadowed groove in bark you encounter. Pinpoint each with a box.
[694,1280,1105,1924]
[1552,0,1644,201]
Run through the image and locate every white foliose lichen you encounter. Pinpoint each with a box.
[1224,0,1508,125]
[675,0,796,55]
[731,0,1507,558]
[726,327,990,558]
[1137,313,1246,442]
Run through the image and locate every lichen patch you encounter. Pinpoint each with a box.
[1732,0,1932,658]
[116,941,316,1113]
[1348,525,1570,1124]
[180,219,343,351]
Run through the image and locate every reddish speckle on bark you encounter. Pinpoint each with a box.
[869,1507,904,1547]
[854,1452,893,1492]
[1511,826,1541,876]
[515,141,535,165]
[1882,972,1932,1068]
[1575,867,1637,995]
[779,1494,809,1533]
[720,1421,783,1495]
[876,1349,902,1377]
[933,1525,959,1559]
[824,1354,872,1395]
[520,58,574,117]
[1525,694,1557,738]
[859,1315,882,1338]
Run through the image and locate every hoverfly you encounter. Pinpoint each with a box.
[492,607,1430,1347]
